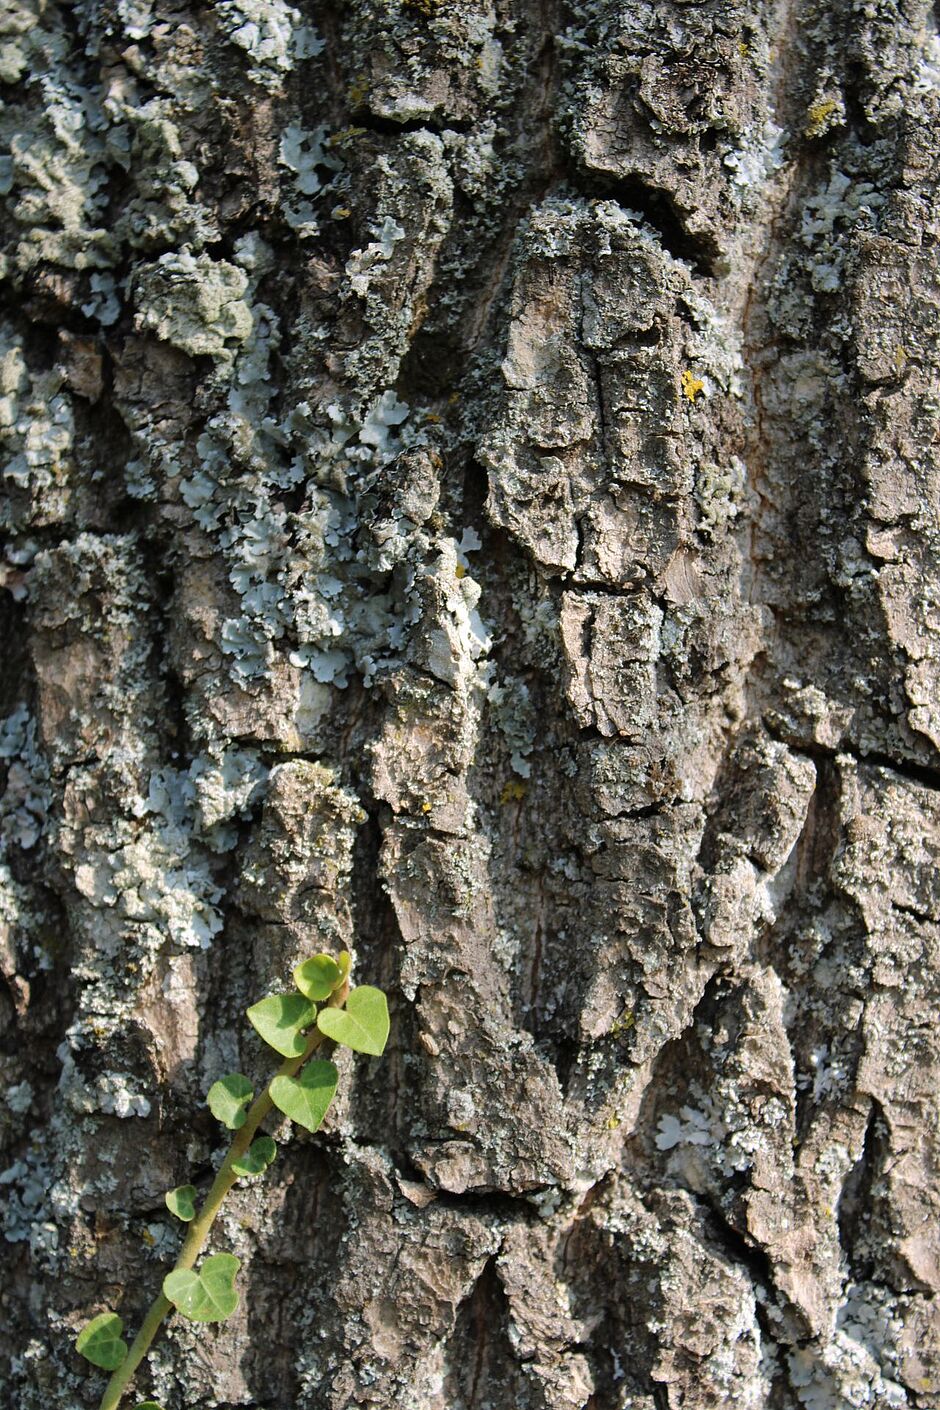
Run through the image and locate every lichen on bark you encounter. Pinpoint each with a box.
[2,0,940,1407]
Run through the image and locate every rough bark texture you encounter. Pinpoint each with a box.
[2,1,940,1407]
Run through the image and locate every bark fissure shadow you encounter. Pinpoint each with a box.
[351,797,418,1160]
[764,719,940,794]
[440,1255,535,1410]
[240,1144,342,1408]
[569,170,720,275]
[397,0,569,404]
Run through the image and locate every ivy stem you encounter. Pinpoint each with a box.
[96,981,348,1410]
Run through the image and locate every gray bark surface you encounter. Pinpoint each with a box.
[1,0,939,1406]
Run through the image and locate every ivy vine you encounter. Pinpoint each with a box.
[74,951,389,1410]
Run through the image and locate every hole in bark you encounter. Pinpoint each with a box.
[349,113,472,137]
[842,60,879,146]
[398,324,466,401]
[0,576,29,721]
[571,171,720,274]
[628,323,663,347]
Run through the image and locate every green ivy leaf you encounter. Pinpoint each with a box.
[269,1060,339,1133]
[75,1312,128,1370]
[207,1073,254,1130]
[247,993,317,1058]
[165,1184,198,1221]
[293,954,342,1001]
[231,1135,277,1177]
[317,985,389,1056]
[163,1252,240,1323]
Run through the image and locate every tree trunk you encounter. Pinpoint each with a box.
[2,0,939,1406]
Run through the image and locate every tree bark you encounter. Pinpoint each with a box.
[2,0,939,1406]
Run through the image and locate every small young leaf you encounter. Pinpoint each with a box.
[317,985,389,1056]
[269,1059,339,1133]
[165,1184,198,1221]
[163,1252,240,1323]
[231,1135,277,1177]
[247,993,317,1058]
[75,1312,128,1370]
[293,954,342,1001]
[207,1073,254,1130]
[135,1403,166,1409]
[337,949,352,980]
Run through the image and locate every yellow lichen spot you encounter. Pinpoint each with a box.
[333,206,352,220]
[404,0,442,14]
[347,75,369,107]
[894,345,907,374]
[738,39,749,57]
[681,369,705,403]
[421,801,432,814]
[606,1115,621,1130]
[424,412,442,424]
[447,391,460,405]
[804,98,838,138]
[455,563,467,579]
[609,1009,635,1038]
[141,1228,156,1247]
[500,780,528,803]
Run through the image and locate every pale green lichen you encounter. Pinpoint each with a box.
[70,749,269,950]
[0,326,73,530]
[112,98,216,251]
[0,0,43,83]
[187,370,431,685]
[799,170,885,294]
[345,215,407,296]
[484,670,537,777]
[695,457,747,533]
[215,0,322,90]
[721,116,785,195]
[277,124,343,236]
[132,249,254,363]
[788,1286,908,1410]
[4,51,117,272]
[0,704,52,850]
